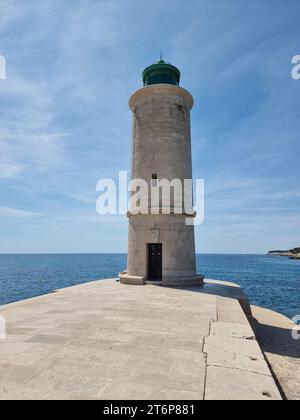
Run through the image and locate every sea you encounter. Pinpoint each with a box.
[0,254,299,319]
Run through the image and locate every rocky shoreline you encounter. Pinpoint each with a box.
[268,247,300,260]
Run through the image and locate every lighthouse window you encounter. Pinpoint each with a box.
[152,173,158,186]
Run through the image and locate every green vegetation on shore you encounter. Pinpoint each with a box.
[268,247,300,259]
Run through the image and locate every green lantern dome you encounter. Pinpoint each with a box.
[142,56,181,87]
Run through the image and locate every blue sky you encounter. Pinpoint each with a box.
[0,0,299,254]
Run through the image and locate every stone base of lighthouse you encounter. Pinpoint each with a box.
[119,214,204,287]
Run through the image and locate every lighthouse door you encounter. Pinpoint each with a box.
[147,244,162,281]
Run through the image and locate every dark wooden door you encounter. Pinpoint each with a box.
[147,244,162,281]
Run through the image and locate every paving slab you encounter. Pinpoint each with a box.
[210,321,255,339]
[205,366,282,400]
[0,278,281,400]
[204,336,271,376]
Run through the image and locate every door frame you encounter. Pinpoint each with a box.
[147,243,162,281]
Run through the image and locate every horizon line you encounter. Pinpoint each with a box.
[0,252,268,256]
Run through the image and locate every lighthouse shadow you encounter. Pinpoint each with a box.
[172,278,248,301]
[253,318,300,359]
[251,306,300,360]
[174,280,300,360]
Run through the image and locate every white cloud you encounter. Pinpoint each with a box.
[0,70,70,179]
[0,206,42,218]
[68,193,96,204]
[0,0,21,32]
[0,0,299,253]
[0,0,127,183]
[0,162,23,179]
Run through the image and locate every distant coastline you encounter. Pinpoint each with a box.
[268,247,300,260]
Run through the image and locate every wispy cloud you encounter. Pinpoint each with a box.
[0,207,43,218]
[0,66,70,179]
[0,0,299,253]
[67,193,96,204]
[0,163,23,179]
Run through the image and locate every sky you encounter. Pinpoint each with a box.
[0,0,299,254]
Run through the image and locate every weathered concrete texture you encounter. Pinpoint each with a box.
[119,273,145,285]
[119,270,204,287]
[205,366,281,401]
[126,83,199,286]
[252,305,300,400]
[203,288,282,400]
[0,279,281,400]
[203,279,253,320]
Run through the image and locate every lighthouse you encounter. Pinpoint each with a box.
[119,58,204,286]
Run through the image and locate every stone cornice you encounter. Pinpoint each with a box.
[129,84,194,111]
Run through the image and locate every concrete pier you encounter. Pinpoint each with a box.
[0,279,282,400]
[252,305,300,400]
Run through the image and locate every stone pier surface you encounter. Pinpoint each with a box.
[252,305,300,400]
[0,279,282,400]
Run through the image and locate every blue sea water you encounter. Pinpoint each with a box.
[0,254,299,319]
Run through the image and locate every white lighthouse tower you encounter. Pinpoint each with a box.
[120,58,204,286]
